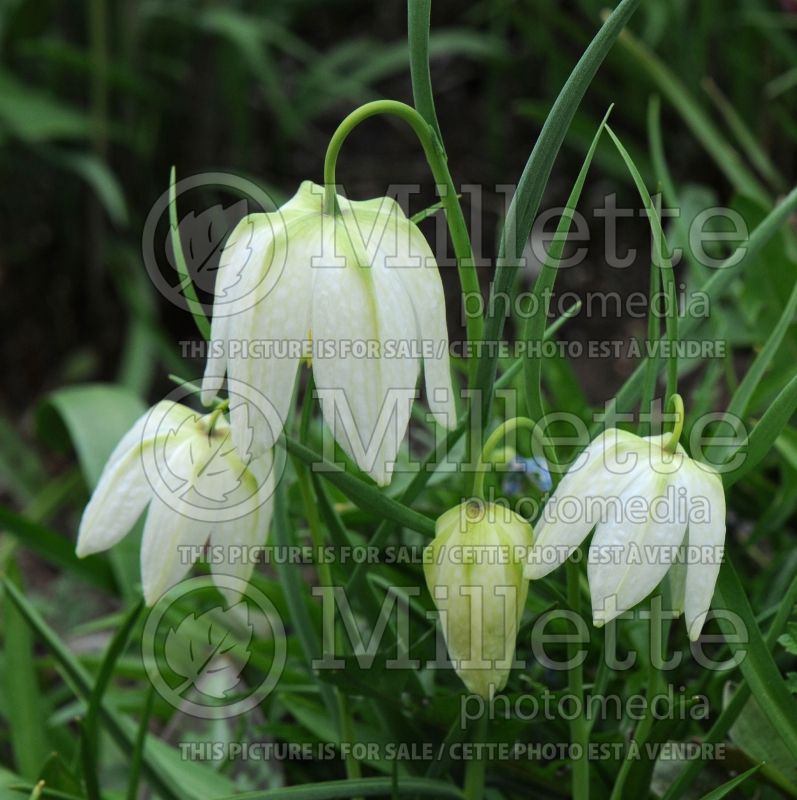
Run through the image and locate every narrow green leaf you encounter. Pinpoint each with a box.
[126,686,156,800]
[714,557,797,762]
[0,505,115,591]
[407,0,442,142]
[282,436,436,537]
[723,372,797,488]
[661,550,797,800]
[603,184,797,431]
[81,601,144,798]
[616,27,769,206]
[727,279,797,420]
[523,108,611,427]
[272,482,338,721]
[168,166,211,341]
[702,77,785,193]
[477,0,641,428]
[697,764,762,800]
[606,124,678,398]
[1,578,233,800]
[219,777,464,799]
[2,565,48,779]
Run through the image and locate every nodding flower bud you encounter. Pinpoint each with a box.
[424,500,533,699]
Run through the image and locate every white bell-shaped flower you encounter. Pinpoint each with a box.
[524,429,726,640]
[76,400,274,605]
[202,181,457,486]
[425,500,533,698]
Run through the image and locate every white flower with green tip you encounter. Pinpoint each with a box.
[525,428,726,640]
[202,181,456,486]
[76,400,273,605]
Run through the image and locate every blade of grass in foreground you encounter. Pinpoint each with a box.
[476,0,641,431]
[723,372,797,489]
[1,578,231,800]
[169,166,211,341]
[523,108,611,429]
[217,777,464,799]
[606,124,679,399]
[714,557,797,763]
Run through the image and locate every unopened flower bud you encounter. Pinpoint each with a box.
[424,500,533,698]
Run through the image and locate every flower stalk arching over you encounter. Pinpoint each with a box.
[524,418,727,640]
[202,180,456,486]
[76,400,274,605]
[424,500,534,699]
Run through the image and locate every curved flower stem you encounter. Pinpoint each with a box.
[471,416,545,500]
[205,400,229,434]
[663,393,684,453]
[322,99,483,387]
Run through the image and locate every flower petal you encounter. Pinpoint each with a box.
[360,203,456,428]
[525,429,642,579]
[224,215,320,456]
[140,493,212,606]
[208,461,275,595]
[76,400,192,557]
[588,468,687,627]
[680,460,726,640]
[312,220,420,485]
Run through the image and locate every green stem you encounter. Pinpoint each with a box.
[567,558,590,800]
[662,393,684,453]
[463,712,487,800]
[322,100,483,384]
[471,416,545,499]
[407,0,443,143]
[206,400,229,434]
[609,591,665,800]
[295,379,361,784]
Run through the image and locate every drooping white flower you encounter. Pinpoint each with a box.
[76,400,274,605]
[202,181,457,486]
[424,501,533,698]
[524,429,726,640]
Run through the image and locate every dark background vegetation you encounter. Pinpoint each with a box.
[4,0,796,421]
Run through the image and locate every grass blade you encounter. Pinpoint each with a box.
[477,0,641,429]
[523,108,610,427]
[615,27,769,206]
[126,685,156,800]
[282,436,436,537]
[218,777,464,799]
[606,124,678,398]
[601,184,797,432]
[723,372,797,488]
[697,764,762,800]
[81,600,144,798]
[169,166,211,341]
[714,557,797,763]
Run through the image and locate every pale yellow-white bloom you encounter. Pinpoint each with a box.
[76,401,273,605]
[424,501,533,698]
[202,181,456,486]
[524,429,726,640]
